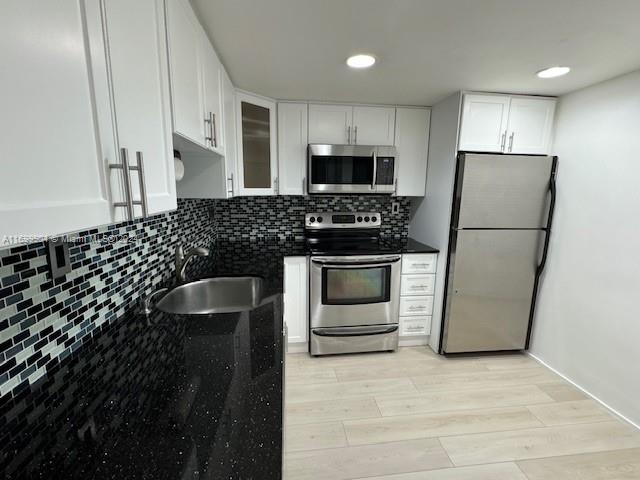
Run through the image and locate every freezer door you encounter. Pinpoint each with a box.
[454,153,553,229]
[443,229,541,353]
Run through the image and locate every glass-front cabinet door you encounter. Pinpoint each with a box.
[236,91,277,195]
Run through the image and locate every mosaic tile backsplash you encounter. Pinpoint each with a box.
[0,194,410,400]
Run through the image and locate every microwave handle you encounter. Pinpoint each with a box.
[371,150,377,191]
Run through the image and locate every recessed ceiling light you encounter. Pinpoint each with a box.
[537,66,571,78]
[346,54,376,69]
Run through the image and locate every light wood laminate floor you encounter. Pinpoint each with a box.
[284,347,640,479]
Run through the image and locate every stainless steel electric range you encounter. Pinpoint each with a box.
[305,212,401,356]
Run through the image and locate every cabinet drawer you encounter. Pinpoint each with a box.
[399,296,433,316]
[401,274,435,296]
[400,316,432,336]
[402,254,437,274]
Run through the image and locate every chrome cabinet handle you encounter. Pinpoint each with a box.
[109,147,134,221]
[227,172,234,195]
[211,112,217,148]
[508,132,515,152]
[354,126,358,144]
[500,131,507,152]
[274,177,279,194]
[132,152,148,217]
[205,114,212,145]
[302,176,306,195]
[347,125,351,144]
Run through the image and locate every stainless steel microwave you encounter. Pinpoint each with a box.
[307,144,397,194]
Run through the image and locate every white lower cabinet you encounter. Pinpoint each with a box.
[283,256,309,350]
[399,253,437,339]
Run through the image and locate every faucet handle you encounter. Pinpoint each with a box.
[140,287,169,315]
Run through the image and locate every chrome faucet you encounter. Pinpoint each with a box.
[175,243,210,283]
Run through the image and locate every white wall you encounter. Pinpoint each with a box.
[530,69,640,427]
[409,92,461,352]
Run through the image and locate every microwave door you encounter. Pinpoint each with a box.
[308,144,376,194]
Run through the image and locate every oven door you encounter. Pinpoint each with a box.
[308,144,376,194]
[310,255,401,328]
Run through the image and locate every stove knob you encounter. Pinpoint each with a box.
[372,216,377,222]
[317,216,323,223]
[309,216,316,223]
[364,216,370,222]
[357,216,363,222]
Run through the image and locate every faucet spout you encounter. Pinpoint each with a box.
[175,243,210,283]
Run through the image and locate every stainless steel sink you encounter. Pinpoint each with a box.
[156,277,264,315]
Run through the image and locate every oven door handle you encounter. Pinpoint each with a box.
[311,260,400,268]
[311,255,401,266]
[312,325,398,337]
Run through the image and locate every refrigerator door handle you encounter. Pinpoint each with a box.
[536,161,557,275]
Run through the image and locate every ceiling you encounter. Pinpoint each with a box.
[191,0,640,106]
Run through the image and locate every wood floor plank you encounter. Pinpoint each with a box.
[528,399,613,426]
[439,421,640,466]
[285,397,381,425]
[354,462,528,480]
[286,377,417,404]
[517,447,640,479]
[411,367,562,392]
[284,438,452,480]
[344,406,543,445]
[334,362,489,382]
[285,422,347,452]
[375,385,554,417]
[286,366,338,385]
[536,382,588,402]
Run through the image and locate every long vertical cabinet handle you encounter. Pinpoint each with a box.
[500,131,507,152]
[508,132,515,152]
[211,112,217,148]
[227,172,234,196]
[109,147,134,221]
[205,113,213,146]
[302,176,306,195]
[354,126,358,145]
[133,152,148,217]
[347,125,351,144]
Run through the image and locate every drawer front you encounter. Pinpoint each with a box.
[401,274,435,296]
[400,316,432,336]
[399,296,434,316]
[402,254,437,274]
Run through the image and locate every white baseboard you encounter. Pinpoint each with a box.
[527,352,640,431]
[287,343,309,353]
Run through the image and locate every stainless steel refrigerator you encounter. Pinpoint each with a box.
[440,153,557,354]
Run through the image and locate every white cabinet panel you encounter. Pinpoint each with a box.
[278,103,308,195]
[284,256,309,345]
[103,0,176,217]
[506,97,556,154]
[459,94,511,152]
[394,107,430,196]
[221,70,237,197]
[0,0,112,245]
[399,296,434,316]
[352,106,396,145]
[308,104,352,144]
[402,254,438,274]
[401,274,435,296]
[200,32,223,155]
[400,316,432,336]
[166,0,206,147]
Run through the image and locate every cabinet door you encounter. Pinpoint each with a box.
[278,103,308,195]
[103,0,176,217]
[308,104,352,144]
[236,91,278,195]
[352,106,396,145]
[0,0,112,245]
[166,0,206,148]
[506,97,556,155]
[394,108,430,196]
[459,94,511,152]
[221,70,237,197]
[200,31,224,155]
[284,257,308,346]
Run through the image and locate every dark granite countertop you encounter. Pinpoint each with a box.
[384,237,439,254]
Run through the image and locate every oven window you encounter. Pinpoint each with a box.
[322,266,391,305]
[311,156,373,185]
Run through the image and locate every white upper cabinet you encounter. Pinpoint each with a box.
[102,0,176,217]
[352,106,396,145]
[394,108,431,196]
[199,30,224,155]
[308,104,352,144]
[0,0,113,245]
[459,94,511,153]
[506,97,556,155]
[459,93,556,155]
[165,0,206,148]
[221,70,237,197]
[236,91,278,196]
[308,104,396,145]
[277,103,308,195]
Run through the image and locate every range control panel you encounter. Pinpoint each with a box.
[305,212,381,229]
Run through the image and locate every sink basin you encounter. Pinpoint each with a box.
[156,276,264,315]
